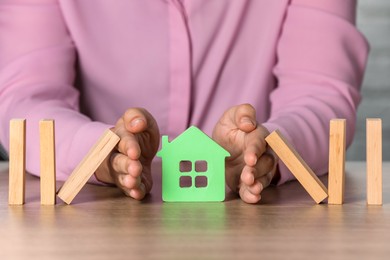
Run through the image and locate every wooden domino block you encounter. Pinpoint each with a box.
[9,119,26,205]
[366,118,382,205]
[328,119,346,205]
[265,129,328,204]
[57,129,120,204]
[40,120,56,205]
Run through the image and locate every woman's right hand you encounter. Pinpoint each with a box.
[95,108,160,200]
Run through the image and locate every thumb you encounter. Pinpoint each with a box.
[234,104,257,133]
[123,108,153,134]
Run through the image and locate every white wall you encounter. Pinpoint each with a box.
[347,0,390,160]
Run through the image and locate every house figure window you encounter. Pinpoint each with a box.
[157,126,230,202]
[179,160,208,188]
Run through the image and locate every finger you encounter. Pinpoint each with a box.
[123,108,155,134]
[110,153,142,189]
[116,134,141,160]
[256,171,274,192]
[240,164,268,187]
[243,139,264,166]
[123,174,151,200]
[141,171,153,193]
[110,152,131,174]
[250,152,275,174]
[258,152,275,171]
[128,183,146,200]
[233,104,257,133]
[118,174,141,190]
[241,165,256,186]
[246,180,263,195]
[121,108,160,156]
[128,159,143,178]
[241,153,275,186]
[240,166,264,199]
[239,185,261,204]
[244,129,267,166]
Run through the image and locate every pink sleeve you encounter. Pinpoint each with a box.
[0,0,111,184]
[262,0,369,184]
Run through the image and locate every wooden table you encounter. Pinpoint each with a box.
[0,162,389,260]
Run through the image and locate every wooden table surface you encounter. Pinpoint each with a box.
[0,161,389,260]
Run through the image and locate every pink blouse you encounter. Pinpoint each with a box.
[0,0,368,184]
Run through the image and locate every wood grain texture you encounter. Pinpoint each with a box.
[40,120,56,205]
[1,161,390,260]
[57,129,120,204]
[328,119,346,204]
[366,118,382,205]
[265,129,328,204]
[8,119,26,205]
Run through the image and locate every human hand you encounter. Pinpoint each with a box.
[95,108,160,200]
[212,104,278,204]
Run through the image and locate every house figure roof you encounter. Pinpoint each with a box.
[157,126,230,158]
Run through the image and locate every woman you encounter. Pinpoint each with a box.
[0,0,368,203]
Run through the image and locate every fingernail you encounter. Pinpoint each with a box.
[140,183,146,193]
[130,118,143,127]
[241,117,255,126]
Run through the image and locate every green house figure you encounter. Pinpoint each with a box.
[157,126,230,202]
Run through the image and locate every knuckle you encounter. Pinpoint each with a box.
[124,108,142,121]
[110,154,121,172]
[117,139,129,153]
[240,103,255,113]
[262,153,275,167]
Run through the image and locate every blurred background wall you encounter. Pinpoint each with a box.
[347,0,390,160]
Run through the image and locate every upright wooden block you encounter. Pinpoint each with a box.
[328,119,346,205]
[265,129,328,204]
[57,129,120,204]
[40,120,56,205]
[9,119,26,205]
[366,118,382,205]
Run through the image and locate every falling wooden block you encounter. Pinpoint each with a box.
[265,129,328,204]
[57,129,120,204]
[9,119,26,205]
[40,120,56,205]
[328,119,346,205]
[366,118,382,205]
